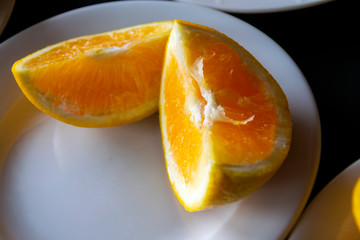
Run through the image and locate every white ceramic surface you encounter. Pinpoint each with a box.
[0,0,15,36]
[289,159,360,240]
[0,1,321,240]
[176,0,333,13]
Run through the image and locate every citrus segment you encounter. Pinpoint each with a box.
[160,20,292,211]
[12,20,173,127]
[352,177,360,231]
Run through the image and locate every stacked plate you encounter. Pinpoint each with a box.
[0,0,15,35]
[176,0,332,13]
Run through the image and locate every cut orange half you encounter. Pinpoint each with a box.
[12,20,173,127]
[159,20,292,211]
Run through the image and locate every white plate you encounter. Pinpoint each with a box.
[0,0,15,36]
[289,159,360,240]
[176,0,333,13]
[0,1,320,240]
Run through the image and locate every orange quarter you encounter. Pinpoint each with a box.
[12,20,173,127]
[160,20,292,211]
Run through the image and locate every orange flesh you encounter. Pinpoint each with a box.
[187,29,277,164]
[23,26,171,116]
[164,54,205,184]
[164,25,277,173]
[25,25,171,67]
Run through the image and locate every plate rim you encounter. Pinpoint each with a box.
[0,0,16,36]
[289,158,360,239]
[175,0,334,13]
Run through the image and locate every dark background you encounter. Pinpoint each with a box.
[1,0,359,220]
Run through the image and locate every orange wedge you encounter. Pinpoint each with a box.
[352,177,360,231]
[12,20,173,127]
[159,20,292,211]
